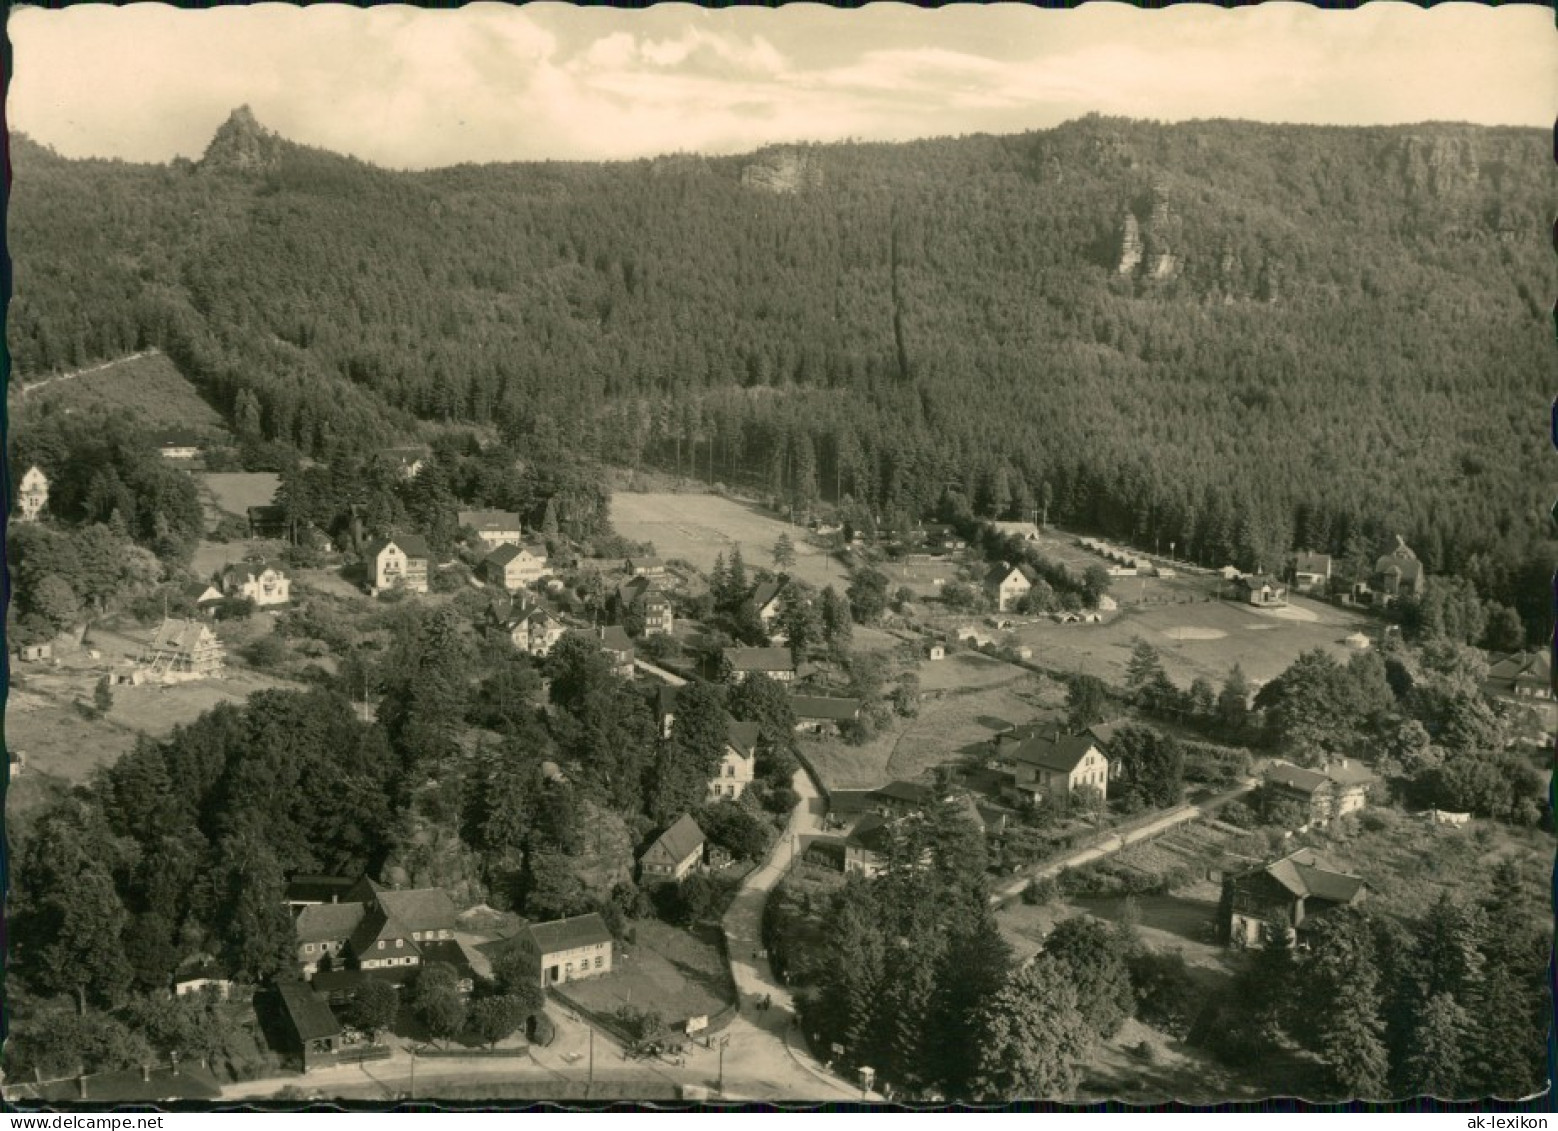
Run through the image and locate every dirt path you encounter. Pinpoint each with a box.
[16,349,155,394]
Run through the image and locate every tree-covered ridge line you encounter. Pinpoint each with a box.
[9,113,1554,641]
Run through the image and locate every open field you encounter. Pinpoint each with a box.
[558,921,732,1031]
[875,554,975,601]
[1000,593,1374,689]
[10,350,226,432]
[191,537,292,579]
[802,671,1062,790]
[202,472,281,517]
[917,648,1032,693]
[611,492,846,589]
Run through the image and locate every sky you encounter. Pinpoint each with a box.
[7,2,1554,169]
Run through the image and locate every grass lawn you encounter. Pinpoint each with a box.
[10,350,226,432]
[1006,593,1375,690]
[191,537,292,578]
[611,491,847,590]
[560,920,733,1030]
[803,674,1059,790]
[202,472,281,517]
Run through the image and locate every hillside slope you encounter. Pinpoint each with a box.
[8,111,1555,634]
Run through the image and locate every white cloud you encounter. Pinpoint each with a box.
[7,1,1552,168]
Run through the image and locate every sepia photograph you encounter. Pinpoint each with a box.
[2,0,1553,1110]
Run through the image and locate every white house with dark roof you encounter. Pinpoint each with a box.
[985,562,1037,612]
[1264,760,1377,828]
[639,813,706,881]
[458,509,524,550]
[598,624,636,677]
[483,542,549,590]
[710,720,759,801]
[365,535,430,594]
[156,429,206,460]
[1291,551,1333,592]
[221,560,291,607]
[791,694,862,736]
[292,881,458,977]
[989,725,1109,807]
[527,912,614,987]
[723,646,795,684]
[1372,535,1426,600]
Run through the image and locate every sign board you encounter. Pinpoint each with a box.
[831,1043,845,1057]
[685,1015,708,1034]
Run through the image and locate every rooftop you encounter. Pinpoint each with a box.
[276,980,342,1043]
[725,646,794,672]
[364,533,431,560]
[643,813,705,864]
[528,911,614,955]
[791,694,862,721]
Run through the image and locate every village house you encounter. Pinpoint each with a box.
[873,780,940,817]
[292,879,458,978]
[492,600,567,657]
[16,465,48,521]
[527,912,614,988]
[639,813,707,882]
[155,429,205,460]
[275,981,343,1073]
[648,684,681,740]
[1290,551,1333,593]
[710,720,760,801]
[144,618,225,679]
[184,581,225,616]
[844,814,896,878]
[172,963,235,1001]
[985,562,1037,612]
[1484,651,1552,702]
[1096,594,1118,612]
[458,509,524,550]
[365,535,431,594]
[791,694,863,736]
[988,726,1109,808]
[626,556,667,578]
[1236,573,1288,607]
[618,576,675,636]
[723,646,796,684]
[379,446,429,480]
[220,561,291,607]
[482,542,550,591]
[1222,847,1367,949]
[1372,535,1427,601]
[598,624,636,677]
[1264,760,1378,828]
[918,523,967,554]
[749,578,789,630]
[246,504,288,540]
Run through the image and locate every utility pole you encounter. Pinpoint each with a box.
[587,1026,594,1097]
[717,1036,730,1096]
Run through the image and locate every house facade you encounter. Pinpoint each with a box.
[275,982,342,1073]
[528,913,614,988]
[1236,574,1288,607]
[366,536,430,594]
[750,579,788,629]
[598,625,636,677]
[497,603,567,657]
[709,720,759,801]
[221,562,291,607]
[989,728,1109,808]
[791,695,862,736]
[458,509,524,550]
[293,881,458,977]
[985,563,1037,612]
[1222,848,1367,948]
[724,647,795,684]
[144,618,225,679]
[1372,535,1426,600]
[156,430,205,460]
[619,577,674,636]
[626,557,667,578]
[483,543,549,591]
[380,447,428,480]
[1291,551,1333,592]
[1483,651,1551,701]
[16,465,48,521]
[639,813,706,881]
[1264,760,1377,827]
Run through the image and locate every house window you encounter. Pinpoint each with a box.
[595,956,604,969]
[413,931,421,942]
[304,943,315,954]
[377,941,386,950]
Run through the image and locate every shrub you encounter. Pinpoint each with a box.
[1022,876,1059,905]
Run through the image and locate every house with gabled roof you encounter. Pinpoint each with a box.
[598,624,636,677]
[483,541,550,590]
[844,813,896,877]
[791,694,862,736]
[749,578,788,629]
[458,509,524,550]
[490,598,566,657]
[144,618,225,679]
[275,981,343,1072]
[1236,573,1287,607]
[1222,847,1367,949]
[1373,535,1426,600]
[1265,759,1377,828]
[640,813,706,882]
[156,428,206,460]
[626,556,666,578]
[710,720,759,801]
[618,575,674,637]
[1484,651,1551,702]
[989,725,1109,807]
[873,780,939,816]
[379,446,429,480]
[1291,551,1333,593]
[528,912,614,988]
[221,560,290,607]
[985,562,1037,612]
[365,534,430,594]
[16,465,48,521]
[292,880,457,977]
[723,646,795,684]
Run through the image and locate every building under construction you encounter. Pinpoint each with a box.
[143,618,225,680]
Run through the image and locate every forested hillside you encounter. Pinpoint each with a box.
[9,110,1554,637]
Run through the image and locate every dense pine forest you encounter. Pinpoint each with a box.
[8,109,1554,639]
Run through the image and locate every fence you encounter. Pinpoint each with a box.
[414,1047,530,1060]
[330,1046,393,1066]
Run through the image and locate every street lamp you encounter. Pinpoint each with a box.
[716,1036,730,1096]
